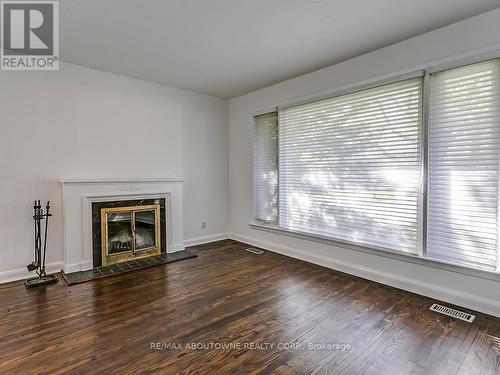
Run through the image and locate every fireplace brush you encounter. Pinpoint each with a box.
[25,200,58,288]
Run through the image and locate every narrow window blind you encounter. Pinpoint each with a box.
[253,112,278,222]
[279,79,423,253]
[428,60,500,271]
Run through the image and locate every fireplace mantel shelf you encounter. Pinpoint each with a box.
[60,178,184,185]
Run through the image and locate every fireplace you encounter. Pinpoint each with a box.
[101,204,161,266]
[92,198,167,267]
[61,178,185,273]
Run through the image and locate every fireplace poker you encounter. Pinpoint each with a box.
[41,201,51,276]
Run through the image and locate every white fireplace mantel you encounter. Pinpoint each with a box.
[61,178,184,273]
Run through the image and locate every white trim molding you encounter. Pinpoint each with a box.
[0,262,64,284]
[184,233,229,247]
[249,222,500,283]
[60,178,183,185]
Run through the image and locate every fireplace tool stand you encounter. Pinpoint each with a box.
[25,200,58,288]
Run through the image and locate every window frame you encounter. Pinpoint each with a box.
[253,111,279,224]
[426,60,500,271]
[278,77,425,254]
[252,51,500,277]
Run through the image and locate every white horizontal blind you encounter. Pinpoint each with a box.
[254,112,278,222]
[279,79,423,253]
[428,60,500,271]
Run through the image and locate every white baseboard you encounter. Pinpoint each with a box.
[169,243,186,252]
[228,232,500,318]
[7,240,197,279]
[184,233,229,247]
[0,261,64,284]
[63,260,95,273]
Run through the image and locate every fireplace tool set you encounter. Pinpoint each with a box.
[25,200,58,288]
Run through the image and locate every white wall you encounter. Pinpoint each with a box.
[228,8,500,317]
[0,62,229,280]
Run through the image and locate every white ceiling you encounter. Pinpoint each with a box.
[60,0,500,98]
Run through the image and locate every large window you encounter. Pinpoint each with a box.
[253,58,500,272]
[279,79,423,253]
[427,60,500,271]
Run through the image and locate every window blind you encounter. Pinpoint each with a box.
[427,60,500,271]
[279,79,423,253]
[253,112,278,222]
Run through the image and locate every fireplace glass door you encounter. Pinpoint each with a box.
[107,212,133,254]
[101,204,161,266]
[134,210,157,250]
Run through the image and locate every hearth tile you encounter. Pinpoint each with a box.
[148,256,161,264]
[140,258,152,265]
[143,257,157,265]
[120,262,133,270]
[109,264,121,273]
[168,252,187,261]
[99,266,113,275]
[115,263,127,271]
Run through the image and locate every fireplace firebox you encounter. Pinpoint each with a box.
[100,204,161,266]
[91,198,167,268]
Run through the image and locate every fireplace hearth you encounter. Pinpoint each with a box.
[63,192,197,285]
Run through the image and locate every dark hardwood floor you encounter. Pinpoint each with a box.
[1,240,500,374]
